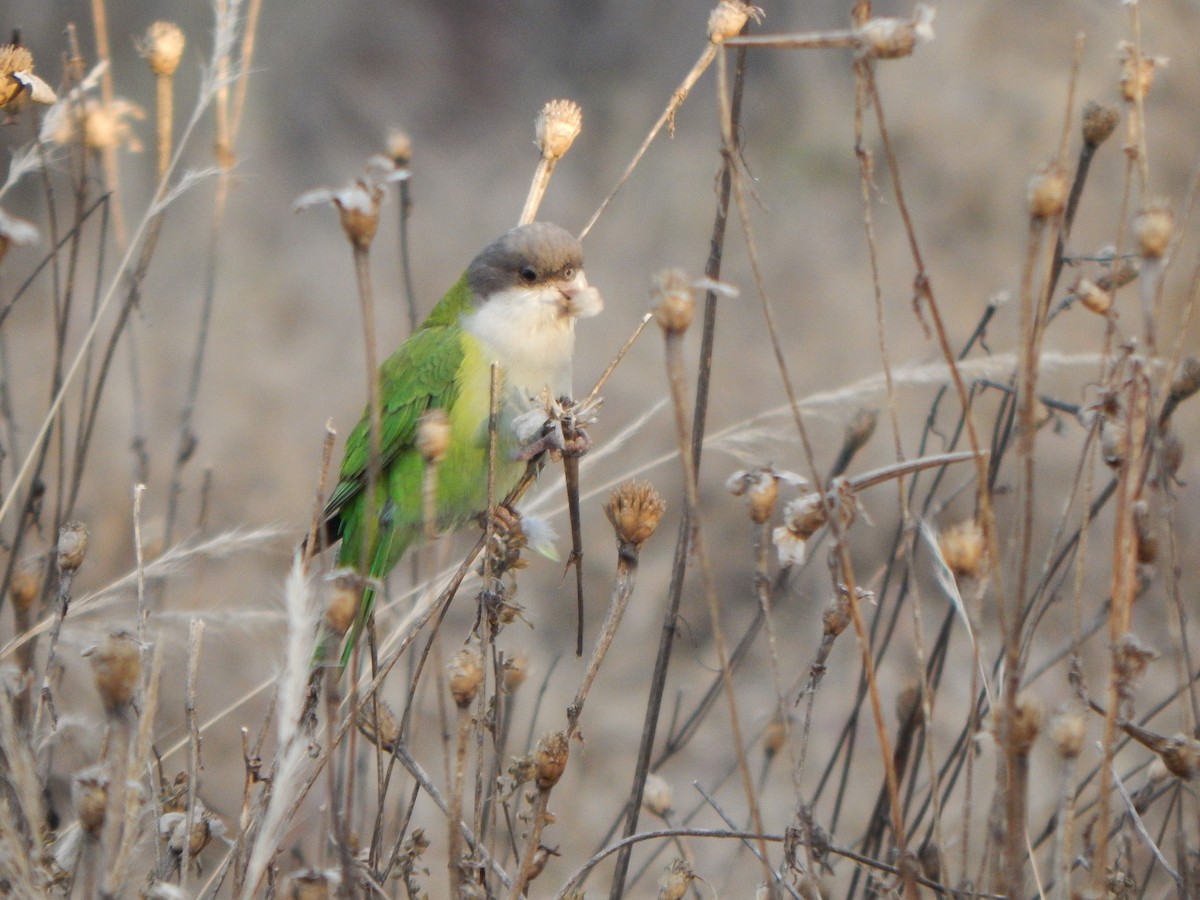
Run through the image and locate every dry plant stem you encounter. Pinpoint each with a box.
[578,42,717,240]
[520,157,557,226]
[155,69,175,182]
[302,423,338,570]
[661,321,770,879]
[89,0,127,248]
[1050,752,1080,900]
[567,538,641,737]
[509,788,553,899]
[133,484,148,636]
[181,619,205,893]
[606,42,747,900]
[398,178,419,334]
[448,706,472,896]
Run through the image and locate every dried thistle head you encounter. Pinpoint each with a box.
[1026,163,1068,220]
[294,156,409,249]
[357,698,401,753]
[708,0,763,43]
[658,858,697,900]
[651,269,695,335]
[72,768,109,834]
[139,22,186,77]
[501,652,528,694]
[937,518,986,579]
[995,692,1043,756]
[416,409,451,464]
[822,590,852,639]
[605,481,666,551]
[1117,41,1167,103]
[1133,200,1173,259]
[727,466,807,525]
[534,730,569,790]
[448,647,484,709]
[386,129,413,167]
[57,521,89,574]
[772,491,827,567]
[1114,633,1157,703]
[1074,277,1112,316]
[10,554,44,612]
[535,99,582,161]
[1082,100,1120,147]
[1050,707,1086,760]
[83,631,143,713]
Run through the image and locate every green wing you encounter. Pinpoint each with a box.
[326,322,465,567]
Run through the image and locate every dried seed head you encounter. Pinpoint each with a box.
[73,769,109,834]
[1075,277,1112,316]
[605,481,666,551]
[658,858,696,900]
[335,187,382,248]
[651,269,695,335]
[1082,100,1120,147]
[502,652,528,694]
[448,647,484,709]
[10,555,43,611]
[708,1,761,43]
[325,573,363,638]
[139,22,186,76]
[535,99,582,161]
[161,804,225,858]
[1169,357,1200,405]
[822,591,852,639]
[1118,41,1167,103]
[1114,633,1156,696]
[357,698,401,752]
[534,730,569,790]
[1133,201,1173,259]
[727,467,802,525]
[1026,164,1068,220]
[527,845,559,883]
[56,522,89,574]
[1051,707,1086,760]
[937,518,986,579]
[1007,692,1044,756]
[0,45,35,108]
[773,491,827,567]
[386,129,413,167]
[83,631,143,713]
[1133,500,1157,565]
[642,773,674,817]
[416,408,451,464]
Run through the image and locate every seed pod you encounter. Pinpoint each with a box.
[501,652,528,694]
[658,859,696,900]
[83,632,143,714]
[534,731,569,790]
[708,0,757,43]
[1082,100,1120,147]
[324,573,363,638]
[1026,164,1068,220]
[448,647,484,709]
[642,773,674,817]
[73,769,109,834]
[1075,277,1112,316]
[10,555,43,611]
[605,481,666,550]
[57,522,89,574]
[1008,692,1044,756]
[651,269,695,335]
[139,22,186,77]
[1134,202,1173,259]
[937,518,986,579]
[386,129,413,167]
[535,99,582,162]
[1051,707,1086,760]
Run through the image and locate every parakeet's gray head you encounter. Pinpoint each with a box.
[459,221,603,404]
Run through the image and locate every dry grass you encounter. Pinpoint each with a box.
[1,0,1199,897]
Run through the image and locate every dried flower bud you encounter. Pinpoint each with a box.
[1118,41,1167,103]
[658,858,696,900]
[1114,633,1156,695]
[1075,277,1112,316]
[140,22,186,77]
[937,518,986,579]
[527,845,559,883]
[1133,201,1173,259]
[0,44,56,109]
[357,698,401,752]
[708,0,760,43]
[73,769,109,834]
[763,715,787,759]
[858,5,935,59]
[1006,692,1043,756]
[534,730,569,790]
[1100,415,1127,468]
[535,99,582,161]
[10,555,43,611]
[57,522,89,574]
[1026,164,1068,220]
[386,129,413,167]
[1159,735,1200,780]
[822,591,852,639]
[605,481,666,551]
[1051,707,1086,760]
[325,573,363,638]
[502,652,528,694]
[651,269,695,335]
[84,632,143,713]
[1082,100,1119,147]
[773,491,827,567]
[448,647,484,709]
[416,409,451,465]
[728,467,805,525]
[643,773,674,817]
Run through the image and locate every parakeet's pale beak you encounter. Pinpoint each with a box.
[558,269,604,320]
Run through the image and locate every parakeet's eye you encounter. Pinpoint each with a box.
[519,266,538,283]
[562,265,576,280]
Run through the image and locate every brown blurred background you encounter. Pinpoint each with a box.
[2,0,1199,892]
